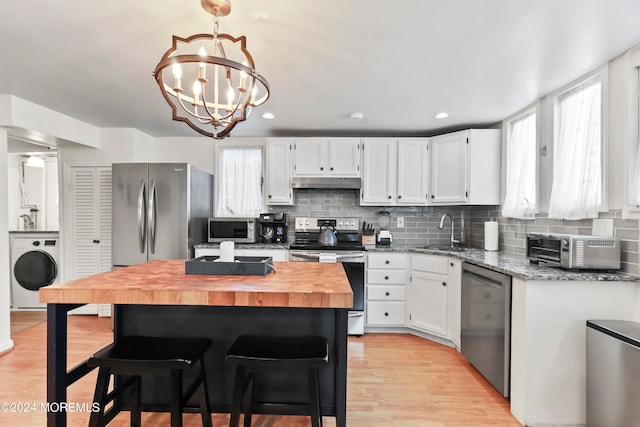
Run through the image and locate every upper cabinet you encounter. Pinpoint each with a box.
[266,138,294,205]
[430,129,501,205]
[361,138,430,206]
[293,138,360,177]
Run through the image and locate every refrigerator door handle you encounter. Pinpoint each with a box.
[148,179,157,254]
[137,181,147,254]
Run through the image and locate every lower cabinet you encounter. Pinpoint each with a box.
[194,247,289,261]
[366,253,407,327]
[409,254,461,344]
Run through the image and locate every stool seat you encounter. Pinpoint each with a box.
[88,335,213,427]
[226,335,329,427]
[226,335,328,366]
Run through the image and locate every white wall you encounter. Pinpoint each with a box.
[0,129,14,354]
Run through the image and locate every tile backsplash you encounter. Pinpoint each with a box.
[269,189,640,275]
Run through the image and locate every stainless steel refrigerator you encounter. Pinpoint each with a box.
[112,163,213,267]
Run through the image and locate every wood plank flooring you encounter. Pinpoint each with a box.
[1,313,521,426]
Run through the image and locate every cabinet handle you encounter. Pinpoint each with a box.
[385,291,390,296]
[398,195,402,199]
[442,281,447,287]
[93,240,100,244]
[450,262,454,267]
[384,312,389,317]
[388,195,392,199]
[385,260,390,264]
[431,195,435,199]
[268,194,272,199]
[384,276,389,280]
[330,167,334,171]
[320,166,324,171]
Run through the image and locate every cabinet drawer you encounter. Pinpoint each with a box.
[411,254,449,274]
[367,270,406,285]
[367,285,406,301]
[368,253,407,269]
[367,301,406,325]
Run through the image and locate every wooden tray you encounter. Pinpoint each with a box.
[185,256,273,276]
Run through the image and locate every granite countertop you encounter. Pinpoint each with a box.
[377,244,640,282]
[40,259,353,308]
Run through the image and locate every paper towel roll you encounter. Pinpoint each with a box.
[484,220,499,251]
[219,241,235,262]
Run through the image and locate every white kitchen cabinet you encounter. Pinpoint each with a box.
[366,252,408,327]
[293,138,360,177]
[396,139,430,205]
[265,138,293,205]
[361,138,429,206]
[409,254,461,342]
[430,129,500,205]
[194,247,289,261]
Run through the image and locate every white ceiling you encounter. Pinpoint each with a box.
[2,0,640,140]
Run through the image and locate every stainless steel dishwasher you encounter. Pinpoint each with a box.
[461,262,512,397]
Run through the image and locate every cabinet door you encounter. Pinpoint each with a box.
[68,166,112,280]
[409,270,448,337]
[430,131,468,204]
[447,259,462,348]
[397,139,429,205]
[328,138,360,176]
[266,139,293,205]
[361,138,397,205]
[293,138,327,176]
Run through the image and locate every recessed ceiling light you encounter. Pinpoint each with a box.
[349,112,365,122]
[435,112,449,119]
[262,112,275,119]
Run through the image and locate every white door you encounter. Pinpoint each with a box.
[293,138,327,176]
[266,139,293,205]
[68,166,112,315]
[328,138,361,176]
[361,138,397,205]
[397,139,429,205]
[430,131,468,204]
[409,270,449,337]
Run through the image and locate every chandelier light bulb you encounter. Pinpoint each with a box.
[171,63,182,91]
[192,81,202,104]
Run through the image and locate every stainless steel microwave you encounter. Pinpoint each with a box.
[208,217,258,243]
[526,233,620,270]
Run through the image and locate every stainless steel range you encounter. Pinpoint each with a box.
[289,217,365,335]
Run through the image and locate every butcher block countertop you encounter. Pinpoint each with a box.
[40,260,353,308]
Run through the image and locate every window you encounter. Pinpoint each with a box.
[502,108,537,219]
[548,74,603,219]
[215,146,264,217]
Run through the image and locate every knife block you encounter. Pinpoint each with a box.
[361,235,376,246]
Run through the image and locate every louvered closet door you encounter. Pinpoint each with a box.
[69,167,112,280]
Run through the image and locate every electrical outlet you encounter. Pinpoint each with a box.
[397,217,404,228]
[592,219,614,237]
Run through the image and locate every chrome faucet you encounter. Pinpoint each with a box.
[438,213,460,247]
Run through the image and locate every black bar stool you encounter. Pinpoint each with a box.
[87,335,213,427]
[226,334,329,427]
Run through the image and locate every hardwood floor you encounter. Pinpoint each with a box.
[1,314,520,426]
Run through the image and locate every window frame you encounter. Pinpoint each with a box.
[501,103,539,219]
[548,66,609,217]
[214,139,266,217]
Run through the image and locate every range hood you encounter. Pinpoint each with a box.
[291,177,362,190]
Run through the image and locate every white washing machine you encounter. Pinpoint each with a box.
[10,235,60,309]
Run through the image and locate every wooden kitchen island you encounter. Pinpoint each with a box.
[40,260,353,427]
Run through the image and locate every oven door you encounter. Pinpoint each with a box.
[289,250,365,335]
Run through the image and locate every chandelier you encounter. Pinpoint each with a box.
[153,0,270,139]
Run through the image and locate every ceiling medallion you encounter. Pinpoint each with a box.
[153,0,270,139]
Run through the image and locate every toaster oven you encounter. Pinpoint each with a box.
[526,233,620,270]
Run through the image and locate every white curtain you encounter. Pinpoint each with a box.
[502,110,537,219]
[629,70,640,206]
[215,147,263,217]
[548,76,602,219]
